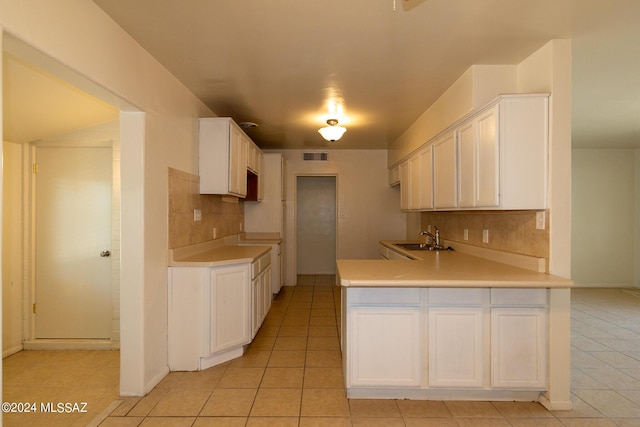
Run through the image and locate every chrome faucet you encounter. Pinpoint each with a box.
[420,227,442,249]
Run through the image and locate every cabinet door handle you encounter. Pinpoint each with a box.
[100,250,111,257]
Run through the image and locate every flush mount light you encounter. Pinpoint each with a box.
[318,119,347,142]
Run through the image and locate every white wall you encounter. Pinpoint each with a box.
[2,141,23,356]
[278,149,406,285]
[388,65,517,166]
[572,149,635,286]
[516,39,573,278]
[0,1,213,396]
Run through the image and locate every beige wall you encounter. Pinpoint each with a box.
[388,64,517,166]
[572,149,635,286]
[0,0,214,396]
[168,168,244,249]
[278,149,406,285]
[2,141,23,356]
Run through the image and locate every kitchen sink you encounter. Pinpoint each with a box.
[394,243,453,251]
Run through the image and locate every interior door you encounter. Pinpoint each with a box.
[296,176,336,274]
[35,146,112,338]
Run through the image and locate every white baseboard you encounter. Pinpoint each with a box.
[3,345,24,358]
[22,339,119,350]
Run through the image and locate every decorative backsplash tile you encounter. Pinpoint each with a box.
[421,210,549,259]
[168,168,243,249]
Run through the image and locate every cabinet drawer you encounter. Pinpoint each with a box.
[251,260,259,279]
[252,251,271,279]
[349,288,422,305]
[429,288,484,305]
[491,289,547,306]
[259,252,271,272]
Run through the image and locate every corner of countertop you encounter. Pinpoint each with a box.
[168,238,228,264]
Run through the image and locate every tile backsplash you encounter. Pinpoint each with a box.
[421,210,549,259]
[168,168,243,249]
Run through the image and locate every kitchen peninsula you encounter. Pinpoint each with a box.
[337,241,572,410]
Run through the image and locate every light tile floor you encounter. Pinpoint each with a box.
[6,282,640,426]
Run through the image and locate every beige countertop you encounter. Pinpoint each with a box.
[337,241,572,289]
[239,232,282,244]
[169,239,271,268]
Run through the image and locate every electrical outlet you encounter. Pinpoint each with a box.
[463,228,469,241]
[536,211,546,230]
[482,229,489,243]
[193,209,202,222]
[213,227,217,239]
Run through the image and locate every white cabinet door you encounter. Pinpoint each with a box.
[428,307,484,387]
[200,118,252,197]
[251,276,260,338]
[229,126,248,196]
[491,307,547,389]
[418,146,434,209]
[349,306,422,387]
[409,154,421,210]
[475,106,499,206]
[457,121,476,208]
[433,132,457,209]
[262,265,272,323]
[457,106,499,208]
[399,161,411,211]
[209,265,251,354]
[251,264,272,338]
[257,151,264,201]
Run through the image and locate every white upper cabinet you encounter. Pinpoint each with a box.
[200,117,262,197]
[433,131,457,209]
[408,154,421,210]
[400,148,432,211]
[497,95,548,209]
[399,161,411,211]
[393,93,549,211]
[457,105,500,208]
[418,146,434,210]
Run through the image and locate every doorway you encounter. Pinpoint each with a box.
[296,176,337,275]
[34,146,113,339]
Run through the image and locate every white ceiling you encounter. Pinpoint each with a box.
[4,0,640,150]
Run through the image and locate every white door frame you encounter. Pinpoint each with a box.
[25,140,118,346]
[3,33,147,395]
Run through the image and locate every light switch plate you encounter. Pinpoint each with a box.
[482,229,489,243]
[463,228,469,241]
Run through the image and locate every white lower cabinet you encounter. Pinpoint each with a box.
[252,252,272,338]
[348,306,422,387]
[169,264,251,371]
[343,287,548,398]
[209,265,252,354]
[491,307,547,389]
[428,307,484,388]
[168,250,272,371]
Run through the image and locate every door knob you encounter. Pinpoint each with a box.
[100,250,111,257]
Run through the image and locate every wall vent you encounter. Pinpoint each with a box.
[302,152,328,161]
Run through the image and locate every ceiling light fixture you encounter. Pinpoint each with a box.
[318,119,347,142]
